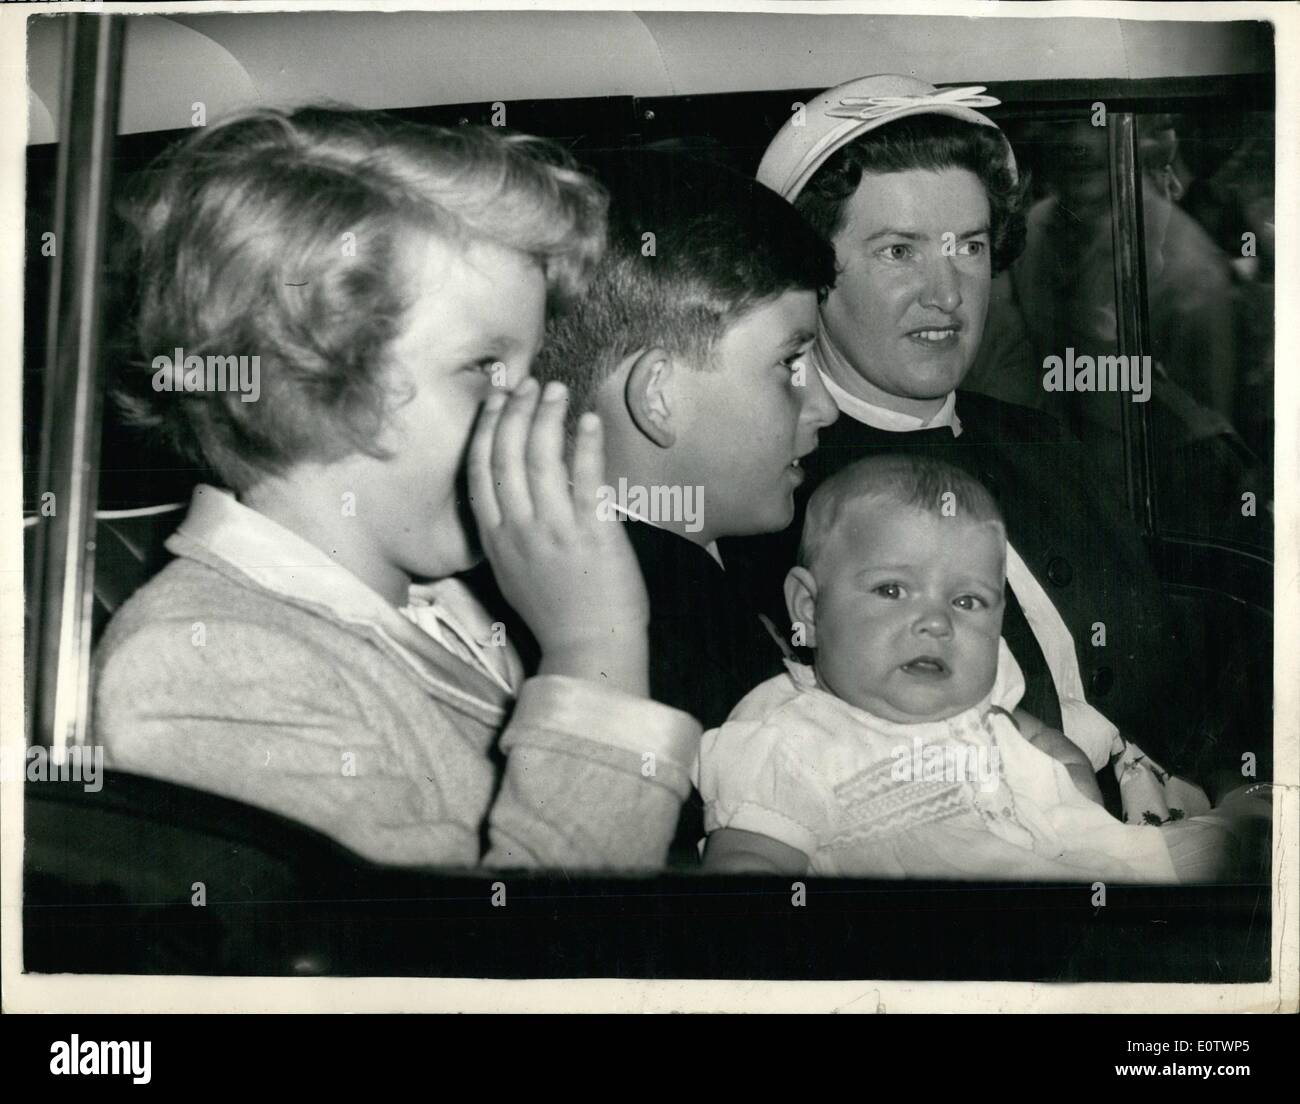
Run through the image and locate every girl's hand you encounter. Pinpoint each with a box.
[468,378,650,697]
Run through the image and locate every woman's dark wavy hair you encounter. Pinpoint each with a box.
[116,105,607,492]
[793,114,1029,275]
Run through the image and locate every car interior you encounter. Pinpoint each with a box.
[20,10,1277,978]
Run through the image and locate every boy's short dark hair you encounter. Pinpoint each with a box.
[799,454,1005,574]
[794,114,1029,274]
[119,106,607,492]
[535,151,837,417]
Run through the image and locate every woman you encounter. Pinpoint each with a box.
[725,75,1270,844]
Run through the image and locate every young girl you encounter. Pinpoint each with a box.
[699,455,1268,880]
[95,107,700,869]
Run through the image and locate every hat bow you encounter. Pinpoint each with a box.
[825,85,1001,122]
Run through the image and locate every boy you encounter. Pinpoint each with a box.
[94,107,700,870]
[699,455,1261,881]
[536,152,840,733]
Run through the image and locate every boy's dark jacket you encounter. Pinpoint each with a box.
[467,518,786,731]
[623,517,787,861]
[723,389,1200,772]
[471,516,786,864]
[622,517,787,732]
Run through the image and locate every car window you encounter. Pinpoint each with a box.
[967,113,1133,525]
[966,104,1274,554]
[1138,109,1273,549]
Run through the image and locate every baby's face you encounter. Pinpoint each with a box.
[800,501,1005,723]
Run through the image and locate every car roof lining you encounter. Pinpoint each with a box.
[26,11,1274,144]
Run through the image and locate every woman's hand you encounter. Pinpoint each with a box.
[1016,709,1105,807]
[468,378,650,698]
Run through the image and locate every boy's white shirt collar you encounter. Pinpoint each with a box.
[603,495,725,568]
[810,339,963,437]
[173,485,518,695]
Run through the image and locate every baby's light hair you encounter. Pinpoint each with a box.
[798,454,1005,574]
[534,150,836,430]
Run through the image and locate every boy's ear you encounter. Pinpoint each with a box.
[625,347,676,449]
[784,566,818,648]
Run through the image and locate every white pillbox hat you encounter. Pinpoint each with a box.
[756,73,1017,201]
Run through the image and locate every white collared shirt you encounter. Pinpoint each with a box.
[178,485,519,696]
[810,339,964,437]
[602,493,725,568]
[819,369,963,436]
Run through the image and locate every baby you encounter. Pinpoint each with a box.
[698,454,1256,881]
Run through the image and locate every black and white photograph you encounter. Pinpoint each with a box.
[3,0,1296,1024]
